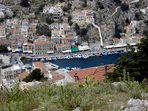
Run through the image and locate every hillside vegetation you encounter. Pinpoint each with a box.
[0,79,148,111]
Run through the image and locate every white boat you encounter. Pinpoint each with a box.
[51,57,57,60]
[75,55,82,58]
[66,67,70,70]
[41,58,44,61]
[82,55,89,59]
[71,67,80,70]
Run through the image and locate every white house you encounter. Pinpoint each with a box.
[0,64,22,81]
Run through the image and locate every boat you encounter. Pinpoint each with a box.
[66,67,70,70]
[51,57,57,60]
[75,55,82,58]
[82,55,89,59]
[71,67,80,70]
[102,51,108,55]
[41,58,44,61]
[48,57,52,60]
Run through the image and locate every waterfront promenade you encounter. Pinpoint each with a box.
[22,47,126,61]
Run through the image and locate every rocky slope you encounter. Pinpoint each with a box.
[91,0,148,44]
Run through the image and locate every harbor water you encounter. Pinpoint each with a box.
[49,54,123,69]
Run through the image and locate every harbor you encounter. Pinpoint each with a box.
[49,53,122,69]
[21,53,123,69]
[26,48,127,61]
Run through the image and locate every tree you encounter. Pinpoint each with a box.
[20,0,30,7]
[96,2,104,9]
[114,23,122,38]
[113,0,121,5]
[82,0,87,8]
[36,23,51,36]
[0,45,8,53]
[23,69,46,82]
[106,36,148,82]
[68,15,73,26]
[35,3,45,15]
[62,3,72,12]
[121,3,129,12]
[46,17,54,25]
[73,23,80,33]
[134,12,143,21]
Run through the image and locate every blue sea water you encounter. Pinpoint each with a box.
[50,54,123,69]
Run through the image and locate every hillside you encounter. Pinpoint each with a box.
[1,0,148,44]
[0,80,148,111]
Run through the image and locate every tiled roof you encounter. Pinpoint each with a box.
[69,64,115,82]
[34,41,54,45]
[33,62,48,75]
[18,71,29,80]
[56,44,66,46]
[0,38,10,45]
[51,72,65,81]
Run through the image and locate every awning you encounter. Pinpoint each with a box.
[71,47,79,53]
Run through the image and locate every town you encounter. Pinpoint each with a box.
[0,0,148,111]
[0,0,145,87]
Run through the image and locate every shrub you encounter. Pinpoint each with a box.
[121,3,129,12]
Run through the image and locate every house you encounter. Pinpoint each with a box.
[21,19,29,37]
[6,18,20,27]
[10,39,24,52]
[33,40,55,55]
[56,44,71,53]
[22,42,33,53]
[28,22,38,36]
[71,0,83,10]
[0,11,4,18]
[51,29,65,42]
[43,5,63,20]
[0,4,7,12]
[0,24,6,38]
[69,64,115,82]
[49,23,70,30]
[72,9,94,25]
[124,21,141,37]
[7,18,22,37]
[51,26,75,45]
[0,64,22,81]
[0,38,10,46]
[34,35,49,41]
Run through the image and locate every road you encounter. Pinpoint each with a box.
[92,19,104,47]
[111,7,120,16]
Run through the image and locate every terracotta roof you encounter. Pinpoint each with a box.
[34,41,54,45]
[18,71,29,80]
[51,72,65,81]
[0,25,5,28]
[69,64,115,82]
[56,44,66,46]
[33,62,48,75]
[0,38,10,45]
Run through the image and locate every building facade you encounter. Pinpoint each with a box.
[72,9,94,25]
[33,41,55,55]
[0,65,22,81]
